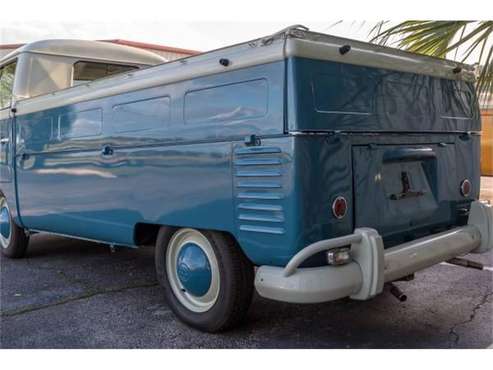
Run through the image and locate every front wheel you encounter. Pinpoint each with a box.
[0,193,29,258]
[155,227,254,332]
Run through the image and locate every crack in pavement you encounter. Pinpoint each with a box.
[25,258,92,289]
[448,290,493,348]
[0,282,159,318]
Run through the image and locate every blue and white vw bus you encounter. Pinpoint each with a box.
[1,26,492,332]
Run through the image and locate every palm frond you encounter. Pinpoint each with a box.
[477,45,493,105]
[371,20,493,99]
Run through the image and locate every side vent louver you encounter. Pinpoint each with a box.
[234,146,285,235]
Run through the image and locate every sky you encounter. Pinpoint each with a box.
[0,21,378,53]
[0,0,489,64]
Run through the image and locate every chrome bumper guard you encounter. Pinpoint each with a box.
[255,200,492,304]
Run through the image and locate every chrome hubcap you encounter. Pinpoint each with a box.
[166,229,220,313]
[0,197,12,249]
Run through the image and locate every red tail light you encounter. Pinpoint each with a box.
[332,196,348,219]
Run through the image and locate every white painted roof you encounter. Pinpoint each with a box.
[0,39,167,65]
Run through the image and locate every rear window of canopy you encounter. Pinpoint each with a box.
[72,61,138,86]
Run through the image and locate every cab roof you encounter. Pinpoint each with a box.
[0,39,167,66]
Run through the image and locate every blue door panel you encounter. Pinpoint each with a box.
[16,148,135,243]
[0,113,20,223]
[0,114,13,183]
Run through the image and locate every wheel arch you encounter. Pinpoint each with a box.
[0,187,23,229]
[134,222,253,264]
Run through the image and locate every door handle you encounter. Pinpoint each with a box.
[0,138,9,145]
[101,145,114,157]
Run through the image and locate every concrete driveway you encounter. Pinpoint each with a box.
[1,179,492,349]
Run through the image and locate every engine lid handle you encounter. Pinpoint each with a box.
[383,147,436,163]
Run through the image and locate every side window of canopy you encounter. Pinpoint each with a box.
[72,61,138,86]
[0,61,17,109]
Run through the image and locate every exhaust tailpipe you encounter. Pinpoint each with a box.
[388,283,407,302]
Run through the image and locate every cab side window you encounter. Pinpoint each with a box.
[72,61,138,86]
[0,61,17,109]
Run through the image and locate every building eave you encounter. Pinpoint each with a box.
[101,39,201,55]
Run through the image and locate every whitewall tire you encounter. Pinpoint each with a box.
[0,193,29,258]
[155,227,254,332]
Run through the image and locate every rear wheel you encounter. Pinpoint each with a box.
[155,227,254,332]
[0,193,29,258]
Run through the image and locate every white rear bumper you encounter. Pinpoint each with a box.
[255,200,492,304]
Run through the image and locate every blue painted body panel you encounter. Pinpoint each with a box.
[287,57,480,132]
[12,61,286,259]
[0,57,482,267]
